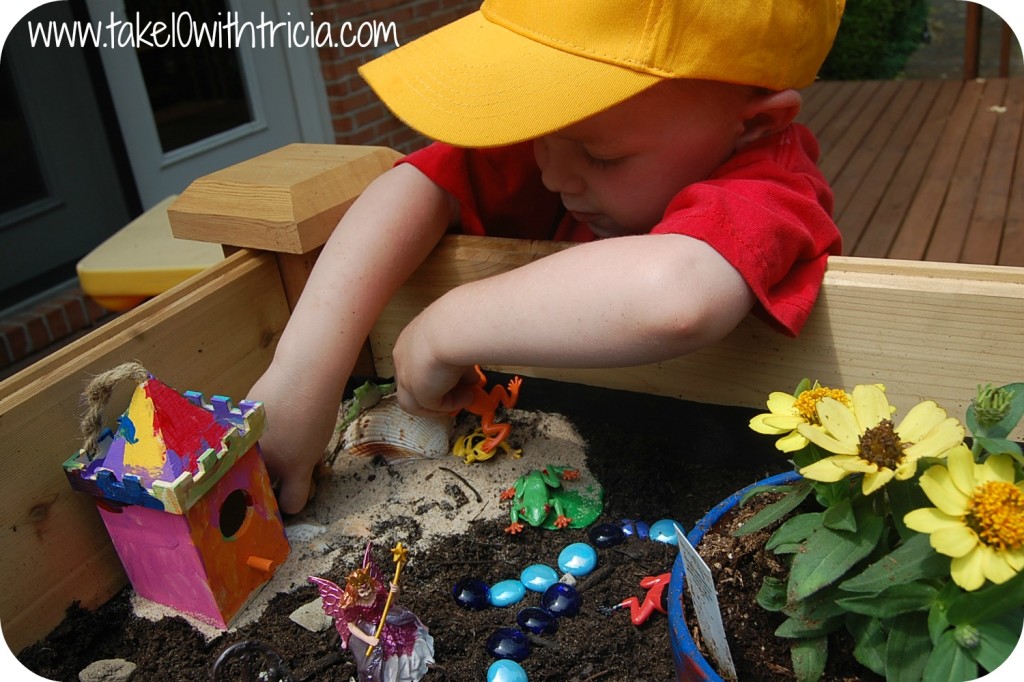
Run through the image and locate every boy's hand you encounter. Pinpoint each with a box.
[392,315,476,416]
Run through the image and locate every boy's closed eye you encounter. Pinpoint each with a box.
[582,150,627,170]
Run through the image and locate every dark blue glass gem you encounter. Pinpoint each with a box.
[541,582,580,618]
[452,577,491,610]
[619,518,650,540]
[516,606,559,635]
[485,627,530,661]
[588,522,626,548]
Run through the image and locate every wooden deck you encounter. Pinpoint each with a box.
[797,78,1023,266]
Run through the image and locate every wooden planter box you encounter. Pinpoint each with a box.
[1,144,1021,656]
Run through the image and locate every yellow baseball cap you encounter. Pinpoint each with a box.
[359,0,846,148]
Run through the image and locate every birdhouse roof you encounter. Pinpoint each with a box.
[63,376,266,514]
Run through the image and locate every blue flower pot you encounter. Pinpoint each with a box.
[668,471,802,681]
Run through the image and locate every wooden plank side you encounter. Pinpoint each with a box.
[372,236,1024,440]
[925,79,1009,262]
[0,250,289,654]
[818,80,896,183]
[961,78,1024,265]
[887,79,984,260]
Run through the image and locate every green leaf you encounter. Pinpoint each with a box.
[885,478,932,541]
[783,584,848,622]
[767,512,823,551]
[884,612,931,682]
[836,582,938,618]
[757,576,787,612]
[775,614,843,639]
[972,610,1024,672]
[928,601,951,645]
[822,497,857,532]
[788,506,884,601]
[947,569,1024,625]
[791,636,828,682]
[847,613,888,676]
[734,481,813,537]
[839,534,950,595]
[974,436,1023,459]
[924,630,979,682]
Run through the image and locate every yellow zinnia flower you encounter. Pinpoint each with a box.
[904,446,1024,591]
[796,384,965,495]
[749,383,853,452]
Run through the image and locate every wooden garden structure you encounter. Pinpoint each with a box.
[1,77,1022,655]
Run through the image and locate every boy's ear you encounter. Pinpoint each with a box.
[737,89,802,147]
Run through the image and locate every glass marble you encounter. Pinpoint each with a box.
[516,606,558,635]
[488,659,529,682]
[490,579,527,607]
[557,542,597,577]
[649,518,684,544]
[452,577,490,610]
[520,564,558,592]
[619,518,650,540]
[486,627,530,662]
[541,582,581,617]
[588,522,626,548]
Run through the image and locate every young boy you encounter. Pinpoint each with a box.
[252,0,846,513]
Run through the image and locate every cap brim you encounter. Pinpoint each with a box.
[359,12,663,148]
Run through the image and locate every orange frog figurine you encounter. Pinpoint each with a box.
[461,365,522,453]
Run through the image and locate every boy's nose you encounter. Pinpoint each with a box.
[535,138,586,195]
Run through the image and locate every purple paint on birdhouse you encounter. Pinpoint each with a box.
[63,375,289,628]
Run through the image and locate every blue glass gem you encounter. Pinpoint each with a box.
[588,522,626,548]
[520,564,558,592]
[541,582,581,618]
[490,579,527,607]
[486,627,530,662]
[557,542,597,577]
[488,659,529,682]
[649,518,684,544]
[516,606,559,635]
[619,518,650,540]
[452,577,490,610]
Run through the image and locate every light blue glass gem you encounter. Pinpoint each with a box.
[488,659,528,682]
[490,579,527,607]
[649,518,684,544]
[520,564,559,592]
[557,542,597,577]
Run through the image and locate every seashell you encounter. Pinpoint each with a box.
[339,395,453,461]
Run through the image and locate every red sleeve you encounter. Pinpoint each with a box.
[398,142,568,240]
[651,124,841,336]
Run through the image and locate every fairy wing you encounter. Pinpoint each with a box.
[308,575,352,644]
[361,541,386,585]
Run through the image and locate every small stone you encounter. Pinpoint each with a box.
[284,523,327,542]
[649,519,683,544]
[559,573,577,586]
[489,579,527,607]
[78,659,137,682]
[557,542,597,577]
[588,522,626,548]
[519,564,558,592]
[289,598,333,632]
[452,577,491,610]
[541,582,581,618]
[485,627,530,662]
[516,606,558,635]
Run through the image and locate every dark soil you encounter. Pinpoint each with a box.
[18,376,800,681]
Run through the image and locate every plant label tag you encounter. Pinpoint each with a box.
[675,526,738,680]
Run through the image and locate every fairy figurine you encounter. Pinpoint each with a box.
[309,542,434,682]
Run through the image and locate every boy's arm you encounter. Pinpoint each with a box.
[250,164,454,514]
[393,233,755,415]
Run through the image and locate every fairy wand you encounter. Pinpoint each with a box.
[365,542,409,659]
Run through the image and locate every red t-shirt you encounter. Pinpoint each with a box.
[399,123,840,336]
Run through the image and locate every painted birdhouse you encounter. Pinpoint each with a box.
[62,373,290,629]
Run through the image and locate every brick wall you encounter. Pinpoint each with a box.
[310,0,479,154]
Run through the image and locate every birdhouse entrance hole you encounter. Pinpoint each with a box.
[219,489,253,539]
